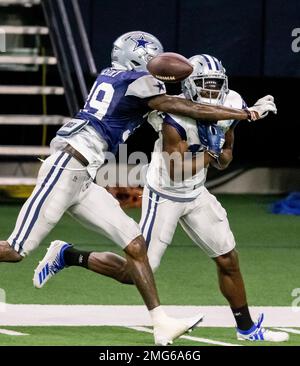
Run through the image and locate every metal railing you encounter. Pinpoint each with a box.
[42,0,97,116]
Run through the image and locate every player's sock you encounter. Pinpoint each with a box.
[231,304,254,331]
[63,246,91,268]
[149,306,168,323]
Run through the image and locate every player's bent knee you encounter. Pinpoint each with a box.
[214,249,240,274]
[0,241,23,262]
[12,254,23,262]
[124,235,147,261]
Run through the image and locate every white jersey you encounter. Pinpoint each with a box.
[146,89,245,202]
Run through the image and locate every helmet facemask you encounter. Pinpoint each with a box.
[182,54,229,105]
[189,74,228,105]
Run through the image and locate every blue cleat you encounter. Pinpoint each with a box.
[237,313,289,342]
[33,240,71,288]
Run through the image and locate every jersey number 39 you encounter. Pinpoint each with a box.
[84,82,115,119]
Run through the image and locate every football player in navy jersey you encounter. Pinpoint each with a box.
[0,31,276,345]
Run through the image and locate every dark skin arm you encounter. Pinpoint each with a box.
[208,127,235,170]
[148,94,252,122]
[162,123,211,181]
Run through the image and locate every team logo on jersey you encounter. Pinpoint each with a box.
[132,34,152,51]
[154,81,165,92]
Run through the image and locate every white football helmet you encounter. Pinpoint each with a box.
[111,31,164,72]
[182,54,228,105]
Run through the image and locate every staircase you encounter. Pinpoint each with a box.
[0,0,97,198]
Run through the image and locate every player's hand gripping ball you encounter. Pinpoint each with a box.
[147,52,193,83]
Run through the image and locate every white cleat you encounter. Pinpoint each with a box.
[33,240,71,289]
[153,313,204,346]
[237,314,289,342]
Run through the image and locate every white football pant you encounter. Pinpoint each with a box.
[140,185,236,271]
[8,151,141,256]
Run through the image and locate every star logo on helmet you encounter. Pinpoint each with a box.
[154,81,165,92]
[132,34,152,51]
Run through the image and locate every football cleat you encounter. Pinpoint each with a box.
[33,240,71,288]
[153,313,204,346]
[237,313,289,342]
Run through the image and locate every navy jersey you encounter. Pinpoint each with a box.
[75,68,166,154]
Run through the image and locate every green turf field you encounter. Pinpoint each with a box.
[0,195,299,346]
[0,326,300,346]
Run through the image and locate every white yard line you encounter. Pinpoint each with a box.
[0,305,298,327]
[0,329,28,336]
[273,327,300,335]
[129,326,242,346]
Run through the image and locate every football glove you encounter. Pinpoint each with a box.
[197,123,225,159]
[248,95,277,121]
[197,122,209,147]
[147,110,163,132]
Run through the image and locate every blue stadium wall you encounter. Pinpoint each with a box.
[82,0,300,78]
[77,0,300,168]
[1,0,299,168]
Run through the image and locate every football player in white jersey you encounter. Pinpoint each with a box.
[140,54,288,342]
[0,30,277,345]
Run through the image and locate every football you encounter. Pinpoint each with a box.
[147,52,193,83]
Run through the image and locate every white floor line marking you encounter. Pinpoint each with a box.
[128,326,242,347]
[0,329,29,336]
[0,305,298,327]
[273,327,300,335]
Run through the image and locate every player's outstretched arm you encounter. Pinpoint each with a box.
[148,94,251,122]
[148,94,277,123]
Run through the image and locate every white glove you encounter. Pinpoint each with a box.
[147,110,163,132]
[248,95,277,121]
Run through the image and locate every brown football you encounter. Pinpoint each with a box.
[147,52,193,83]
